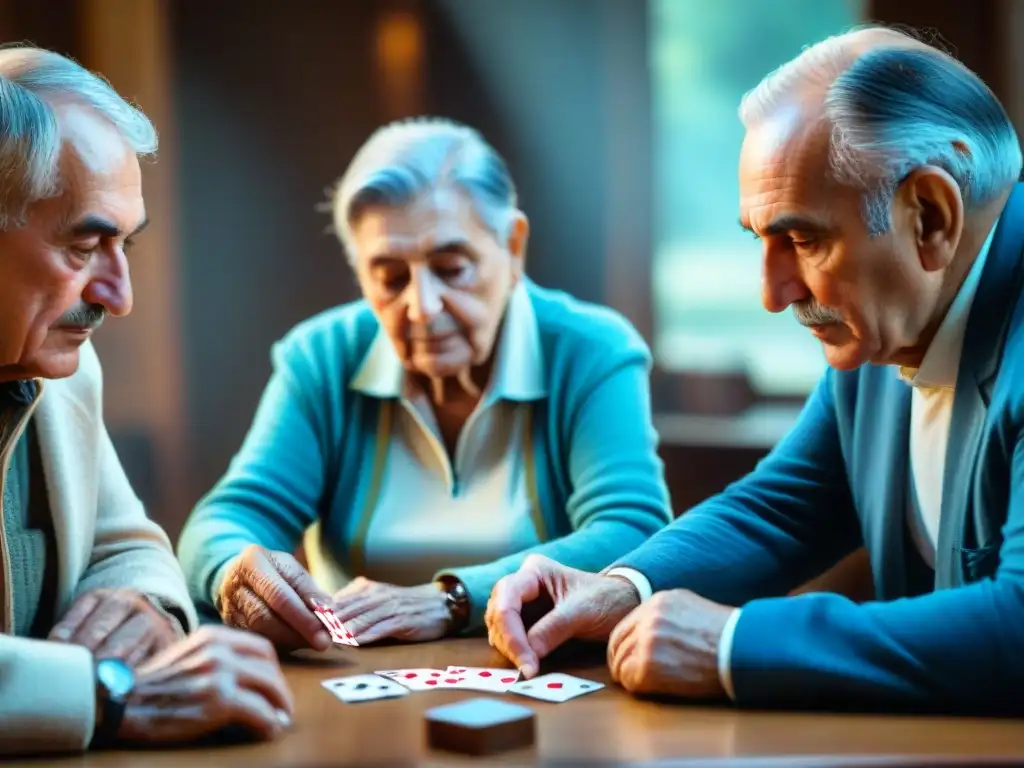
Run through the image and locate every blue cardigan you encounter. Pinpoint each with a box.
[178,280,672,628]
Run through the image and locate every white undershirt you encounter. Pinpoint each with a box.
[609,220,998,700]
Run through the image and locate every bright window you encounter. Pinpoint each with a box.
[650,0,864,395]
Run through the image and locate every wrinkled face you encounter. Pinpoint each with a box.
[0,103,145,381]
[350,187,527,381]
[738,106,953,369]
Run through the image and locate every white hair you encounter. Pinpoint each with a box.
[0,44,157,230]
[740,26,1023,234]
[329,117,518,261]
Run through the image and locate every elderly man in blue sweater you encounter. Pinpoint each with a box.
[487,25,1024,713]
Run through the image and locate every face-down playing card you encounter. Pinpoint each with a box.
[375,668,471,691]
[312,602,359,646]
[508,672,605,703]
[322,674,409,703]
[445,665,521,692]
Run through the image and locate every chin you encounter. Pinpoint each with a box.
[28,349,82,380]
[823,342,873,371]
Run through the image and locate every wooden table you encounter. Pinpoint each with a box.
[21,638,1024,767]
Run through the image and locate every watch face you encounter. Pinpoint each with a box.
[97,658,135,701]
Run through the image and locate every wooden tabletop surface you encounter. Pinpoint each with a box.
[17,637,1024,767]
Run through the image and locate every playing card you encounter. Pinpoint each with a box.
[508,672,604,703]
[445,665,521,692]
[375,668,467,691]
[322,674,409,703]
[312,603,359,647]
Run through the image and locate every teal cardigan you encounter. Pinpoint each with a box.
[177,280,672,629]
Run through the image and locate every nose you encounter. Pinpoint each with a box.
[82,248,134,317]
[760,243,809,314]
[406,267,444,324]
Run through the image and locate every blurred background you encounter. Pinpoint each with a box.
[4,0,1018,541]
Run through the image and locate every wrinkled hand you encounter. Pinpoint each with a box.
[608,589,733,698]
[119,625,294,744]
[217,545,333,651]
[485,555,641,678]
[332,578,449,643]
[49,589,179,667]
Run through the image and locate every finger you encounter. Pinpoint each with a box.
[95,611,157,662]
[269,550,332,606]
[525,594,592,663]
[607,612,639,685]
[247,552,331,649]
[235,657,295,716]
[332,593,388,625]
[487,571,544,677]
[350,614,406,645]
[232,585,316,650]
[123,631,161,669]
[224,687,290,741]
[49,591,104,642]
[68,596,136,652]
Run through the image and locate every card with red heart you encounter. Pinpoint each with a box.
[445,665,521,692]
[508,672,604,703]
[312,603,359,647]
[375,668,467,691]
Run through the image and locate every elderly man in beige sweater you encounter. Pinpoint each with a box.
[0,47,294,755]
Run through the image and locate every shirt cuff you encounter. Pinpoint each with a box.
[603,567,653,602]
[718,607,741,701]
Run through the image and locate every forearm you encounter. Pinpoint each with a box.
[0,637,96,755]
[614,499,859,606]
[439,518,657,630]
[729,581,1024,712]
[80,522,198,633]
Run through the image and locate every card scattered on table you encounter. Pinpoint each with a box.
[322,674,409,703]
[312,602,359,646]
[508,672,604,703]
[376,668,469,691]
[445,665,521,692]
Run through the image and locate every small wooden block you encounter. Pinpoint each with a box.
[425,697,536,756]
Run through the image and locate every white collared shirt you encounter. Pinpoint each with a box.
[609,221,999,700]
[304,282,547,591]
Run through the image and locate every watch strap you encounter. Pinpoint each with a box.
[436,576,470,635]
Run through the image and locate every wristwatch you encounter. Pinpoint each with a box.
[90,657,135,748]
[436,575,470,635]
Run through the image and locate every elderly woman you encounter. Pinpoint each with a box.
[177,118,672,649]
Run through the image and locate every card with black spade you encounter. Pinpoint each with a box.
[508,672,604,703]
[322,674,410,703]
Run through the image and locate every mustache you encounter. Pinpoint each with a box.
[792,300,843,327]
[55,303,106,331]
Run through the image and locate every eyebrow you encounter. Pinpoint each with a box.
[739,214,832,237]
[367,240,478,267]
[69,214,150,239]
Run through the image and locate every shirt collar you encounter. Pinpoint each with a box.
[350,280,547,401]
[899,218,999,390]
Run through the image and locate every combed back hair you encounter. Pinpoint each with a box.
[739,25,1022,234]
[330,117,518,261]
[0,44,157,230]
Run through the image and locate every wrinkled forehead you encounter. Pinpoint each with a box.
[738,106,836,230]
[352,187,490,259]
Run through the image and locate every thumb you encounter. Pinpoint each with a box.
[268,551,331,608]
[525,600,581,662]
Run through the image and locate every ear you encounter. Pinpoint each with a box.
[505,211,529,282]
[896,165,964,273]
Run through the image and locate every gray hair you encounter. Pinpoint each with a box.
[0,44,157,230]
[740,26,1022,234]
[330,117,518,260]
